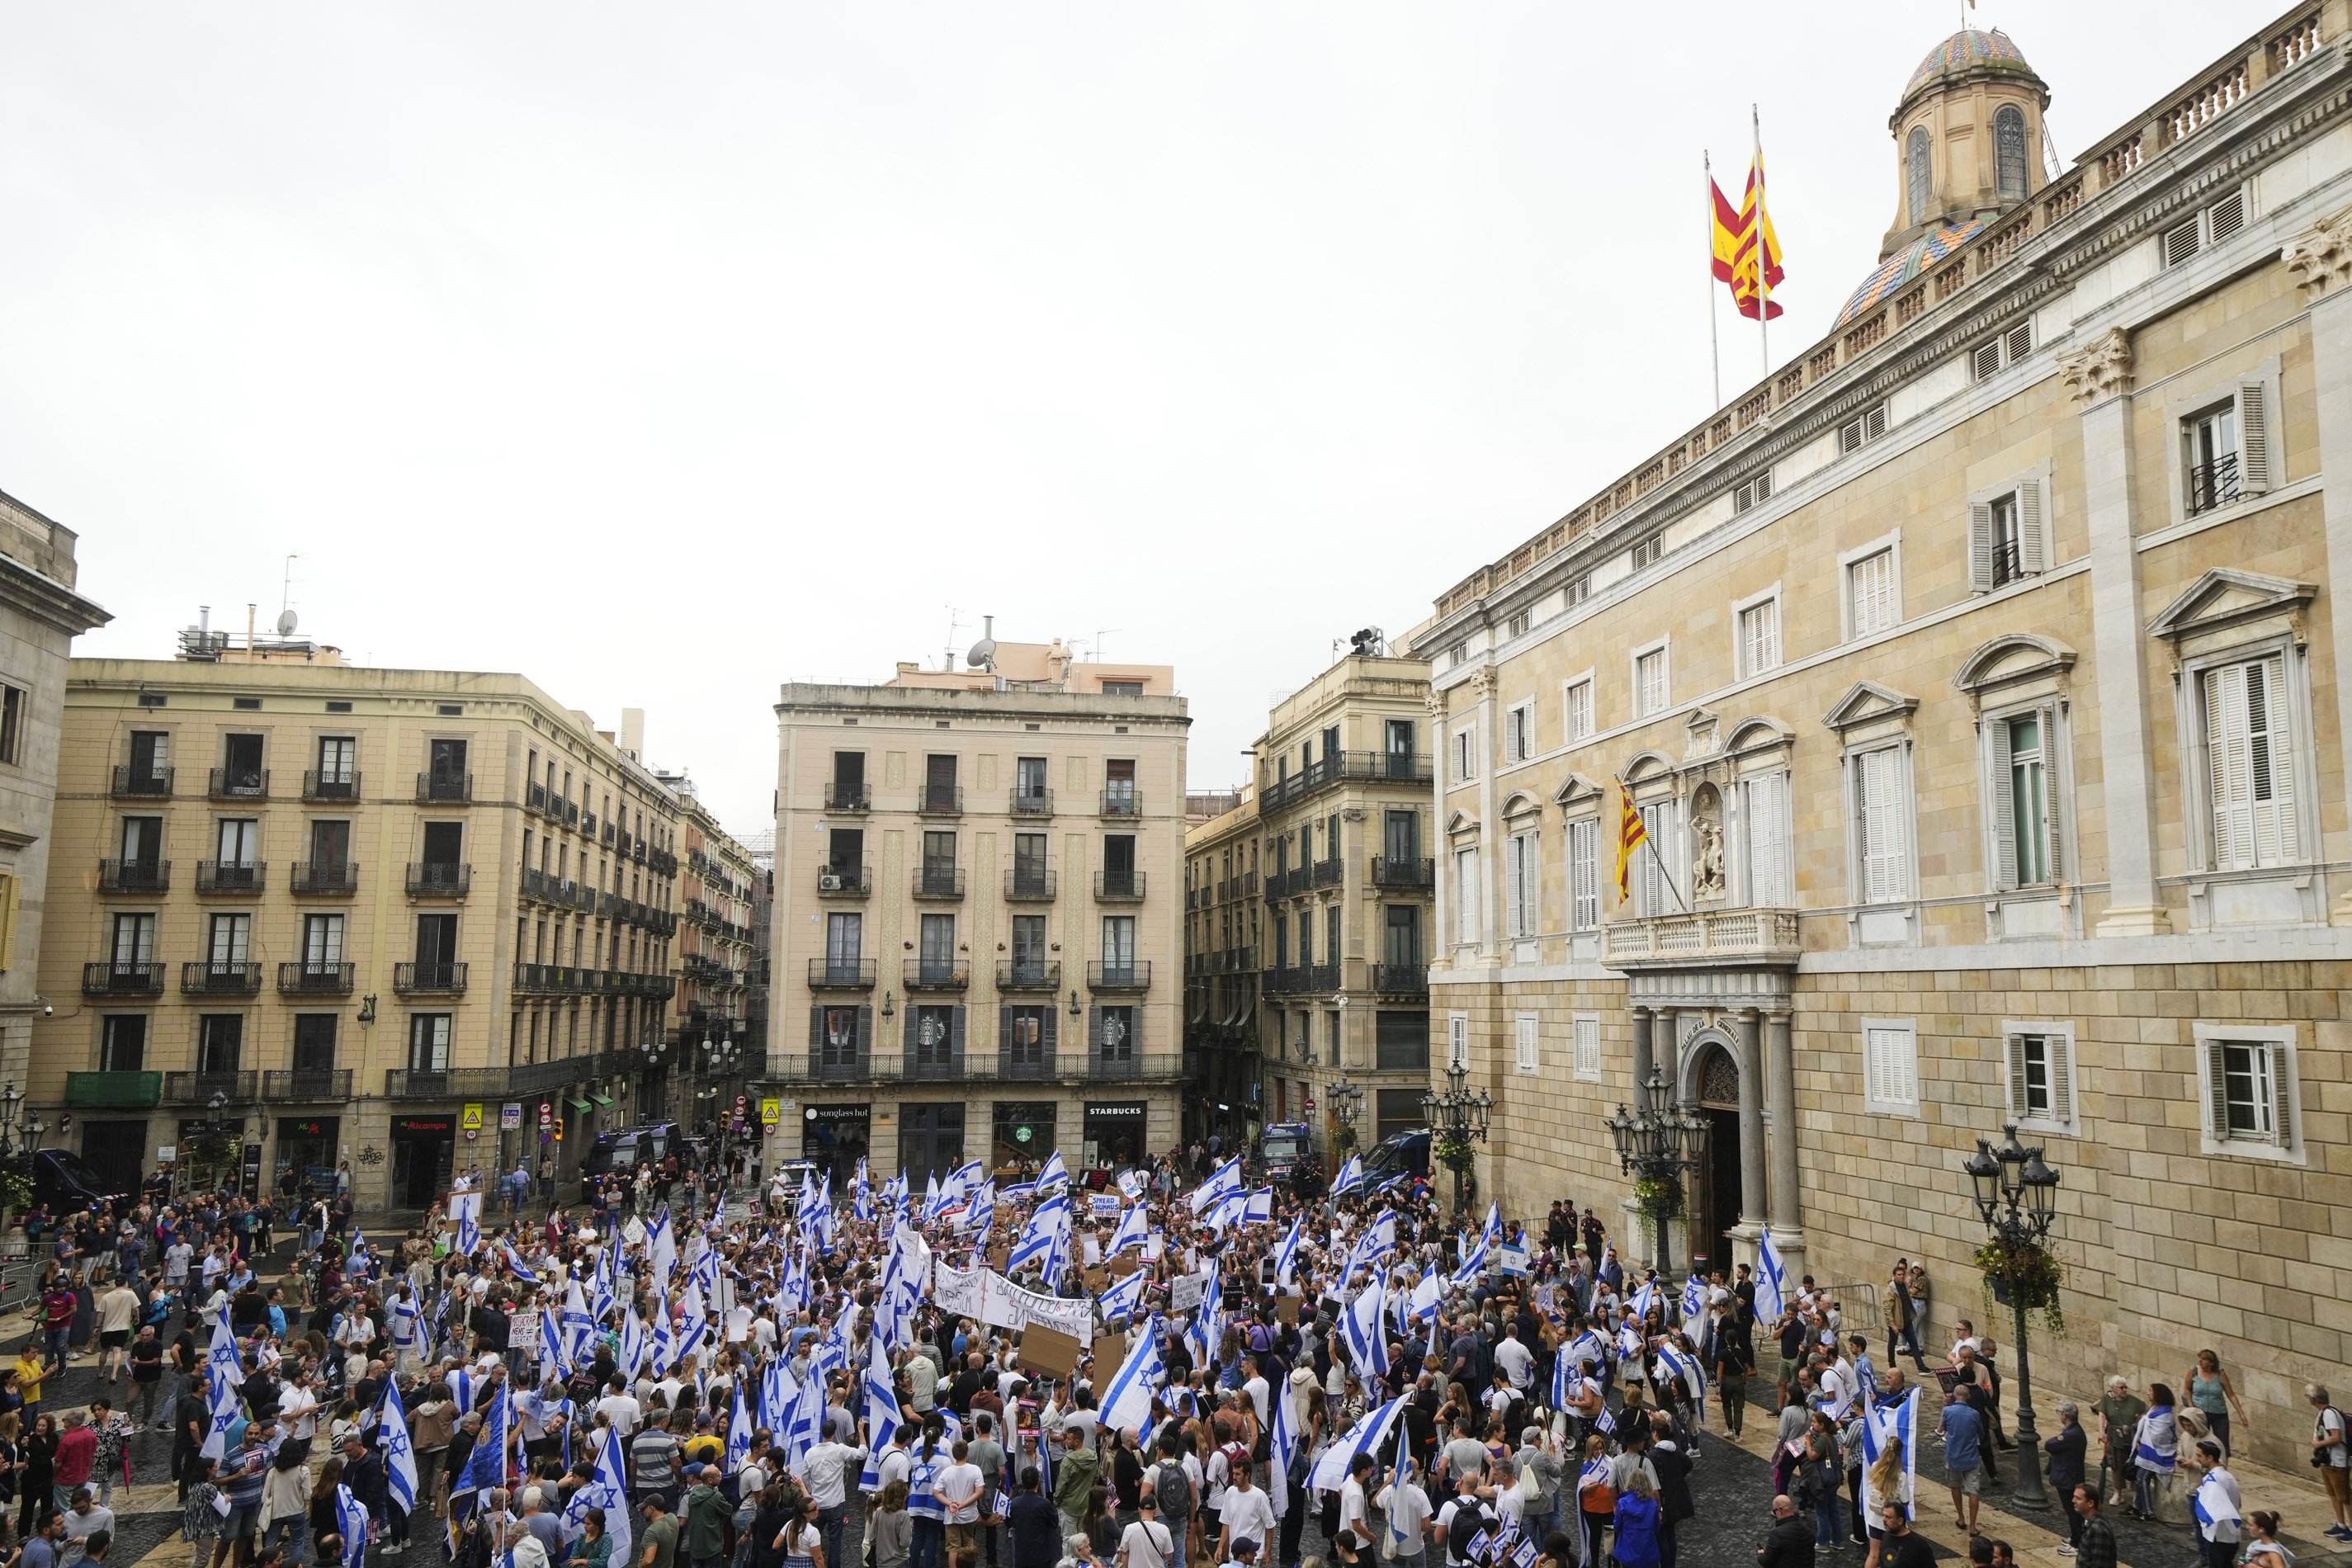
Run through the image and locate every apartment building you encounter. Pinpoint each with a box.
[766,633,1188,1186]
[1182,791,1261,1146]
[1418,0,2352,1466]
[655,772,759,1122]
[43,636,681,1210]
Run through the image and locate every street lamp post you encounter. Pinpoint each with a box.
[1604,1067,1710,1277]
[1419,1061,1490,1217]
[1964,1122,2062,1509]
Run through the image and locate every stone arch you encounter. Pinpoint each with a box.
[1676,1025,1743,1106]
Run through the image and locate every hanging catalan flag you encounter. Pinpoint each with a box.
[1710,141,1785,320]
[1613,782,1647,900]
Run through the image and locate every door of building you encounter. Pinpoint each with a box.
[79,1121,148,1199]
[391,1118,455,1209]
[896,1103,964,1191]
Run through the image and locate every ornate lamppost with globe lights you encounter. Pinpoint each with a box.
[1604,1066,1710,1276]
[1420,1061,1490,1216]
[1964,1123,2063,1509]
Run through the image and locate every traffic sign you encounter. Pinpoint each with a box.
[538,1101,553,1126]
[460,1103,484,1133]
[734,1093,748,1111]
[1305,1097,1316,1114]
[758,1097,782,1128]
[498,1103,522,1131]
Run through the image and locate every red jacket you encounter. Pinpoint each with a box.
[53,1425,95,1487]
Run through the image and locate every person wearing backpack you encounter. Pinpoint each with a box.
[1145,1433,1193,1568]
[1433,1470,1493,1568]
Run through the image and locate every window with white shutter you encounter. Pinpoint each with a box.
[1504,701,1535,764]
[1515,1013,1540,1074]
[1986,707,2062,890]
[1852,746,1911,904]
[1637,798,1679,917]
[1566,819,1599,931]
[1563,679,1594,742]
[1505,830,1538,937]
[1862,1018,1920,1117]
[1634,644,1669,716]
[1968,478,2047,592]
[1740,771,1791,905]
[1453,848,1481,945]
[1572,1013,1602,1081]
[1737,597,1780,678]
[2001,1024,2076,1132]
[2201,653,2300,871]
[1847,547,1898,637]
[2196,1023,2299,1158]
[1448,1013,1470,1071]
[1452,723,1480,783]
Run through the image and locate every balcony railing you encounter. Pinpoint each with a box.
[109,765,172,799]
[394,961,470,994]
[263,1068,353,1100]
[1265,964,1339,995]
[1989,535,2026,588]
[902,959,970,992]
[1010,789,1055,818]
[1371,856,1436,890]
[97,859,170,894]
[1310,857,1344,888]
[290,862,359,896]
[1372,962,1429,995]
[1094,870,1146,901]
[163,1070,256,1104]
[196,860,266,895]
[207,768,270,801]
[302,770,361,803]
[64,1071,161,1109]
[818,863,871,897]
[903,1049,965,1082]
[83,961,163,997]
[996,960,1061,992]
[1100,788,1143,819]
[181,961,262,995]
[1261,751,1434,811]
[1004,868,1057,902]
[2187,449,2242,518]
[276,961,356,995]
[1087,961,1151,992]
[1263,867,1301,901]
[406,862,471,897]
[417,772,474,804]
[1602,907,1802,965]
[792,1048,1183,1085]
[808,957,878,990]
[912,867,966,900]
[387,1063,582,1100]
[916,786,964,817]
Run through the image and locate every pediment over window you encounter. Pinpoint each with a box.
[2147,569,2317,645]
[1822,680,1920,734]
[1554,772,1604,809]
[1499,790,1542,820]
[1724,716,1795,758]
[1953,633,2077,697]
[1445,810,1481,838]
[1623,749,1675,786]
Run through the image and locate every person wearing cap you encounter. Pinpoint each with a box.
[1114,1489,1174,1568]
[1219,1538,1258,1568]
[684,1463,731,1568]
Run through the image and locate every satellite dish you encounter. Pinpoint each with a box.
[276,610,300,637]
[966,637,996,671]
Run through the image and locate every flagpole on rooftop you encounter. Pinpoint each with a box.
[1704,149,1723,409]
[1754,103,1770,381]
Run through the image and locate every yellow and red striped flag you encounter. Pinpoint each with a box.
[1613,782,1648,900]
[1710,152,1785,321]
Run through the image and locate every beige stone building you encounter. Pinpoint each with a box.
[1183,790,1262,1145]
[764,630,1188,1184]
[1419,2,2352,1466]
[1183,646,1435,1158]
[41,635,682,1210]
[654,772,759,1126]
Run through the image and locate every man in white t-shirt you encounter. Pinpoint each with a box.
[597,1377,642,1440]
[1240,1355,1271,1434]
[1338,1452,1374,1542]
[1376,1463,1435,1563]
[1214,1462,1275,1566]
[1117,1493,1177,1568]
[937,1439,985,1568]
[1492,1325,1534,1393]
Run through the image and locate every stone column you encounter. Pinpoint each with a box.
[2284,208,2352,920]
[1736,1008,1768,1228]
[1764,1008,1805,1280]
[2057,326,2167,935]
[1471,664,1502,964]
[1630,1004,1654,1093]
[1427,692,1449,958]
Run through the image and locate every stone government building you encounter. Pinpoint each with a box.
[1419,1,2352,1466]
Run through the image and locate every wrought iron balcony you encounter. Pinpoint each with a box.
[917,785,964,817]
[302,770,361,803]
[196,860,266,895]
[1004,868,1057,902]
[207,768,270,801]
[83,961,163,997]
[262,1068,352,1100]
[1100,788,1143,819]
[816,862,871,897]
[97,859,170,894]
[902,1048,966,1082]
[1094,870,1146,901]
[394,961,469,994]
[1011,789,1055,818]
[807,957,877,990]
[902,959,970,992]
[1310,857,1344,889]
[996,960,1061,992]
[779,1046,1183,1086]
[386,1065,579,1100]
[406,862,471,897]
[290,862,359,896]
[1001,1048,1059,1081]
[1372,962,1429,996]
[1265,963,1339,995]
[912,866,966,900]
[276,961,356,995]
[1087,960,1151,992]
[418,772,474,804]
[163,1070,256,1104]
[1261,751,1436,811]
[110,765,173,799]
[181,961,262,995]
[1371,856,1435,890]
[2187,449,2242,518]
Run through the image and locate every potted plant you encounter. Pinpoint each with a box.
[1975,1235,2066,1332]
[1433,1132,1476,1174]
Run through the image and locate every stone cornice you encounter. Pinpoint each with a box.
[0,555,108,640]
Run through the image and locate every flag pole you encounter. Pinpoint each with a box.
[1704,149,1722,410]
[1754,103,1770,383]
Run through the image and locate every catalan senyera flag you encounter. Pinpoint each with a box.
[1710,152,1785,321]
[1613,782,1647,900]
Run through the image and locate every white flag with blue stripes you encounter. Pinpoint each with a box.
[1755,1227,1788,1323]
[1307,1395,1406,1495]
[1098,1319,1165,1435]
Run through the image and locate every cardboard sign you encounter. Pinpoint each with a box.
[1093,1331,1127,1370]
[1274,1295,1301,1325]
[989,1247,1012,1273]
[1168,1273,1206,1315]
[1017,1324,1084,1382]
[1083,1268,1110,1292]
[1105,1253,1141,1278]
[511,1315,542,1353]
[1090,1195,1122,1218]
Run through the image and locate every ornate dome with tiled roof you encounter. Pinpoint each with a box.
[1835,219,1990,326]
[1904,27,2035,100]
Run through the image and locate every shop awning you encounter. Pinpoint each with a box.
[569,1098,593,1114]
[591,1093,616,1108]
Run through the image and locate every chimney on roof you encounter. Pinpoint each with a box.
[619,708,645,762]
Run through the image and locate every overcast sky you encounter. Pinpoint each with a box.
[0,2,2277,835]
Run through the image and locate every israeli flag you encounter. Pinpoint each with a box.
[335,1482,369,1568]
[1344,1211,1398,1281]
[1407,1274,1443,1326]
[1009,1194,1071,1273]
[1267,1348,1299,1521]
[1307,1395,1407,1495]
[2134,1406,2179,1474]
[452,1377,512,1511]
[1629,1280,1655,1322]
[450,1190,482,1256]
[1098,1271,1147,1325]
[564,1278,597,1367]
[1328,1155,1365,1199]
[857,1337,901,1490]
[1343,1272,1391,1379]
[503,1243,541,1285]
[1273,1215,1305,1287]
[676,1283,711,1366]
[1188,1155,1242,1215]
[2193,1471,2241,1536]
[1108,1203,1150,1259]
[1858,1387,1919,1523]
[1187,1261,1224,1364]
[1452,1202,1500,1284]
[562,1407,634,1566]
[1586,1245,1616,1315]
[727,1377,753,1472]
[1242,1188,1273,1224]
[922,1173,941,1218]
[786,1367,826,1473]
[201,1367,240,1460]
[1036,1152,1070,1197]
[1680,1273,1705,1322]
[855,1159,875,1224]
[208,1300,246,1388]
[1655,1342,1706,1403]
[966,1181,997,1236]
[379,1377,420,1515]
[1098,1319,1166,1434]
[649,1207,677,1287]
[1755,1227,1788,1323]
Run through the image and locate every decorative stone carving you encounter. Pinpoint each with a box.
[1684,706,1721,760]
[1689,782,1726,902]
[2056,327,2133,407]
[2283,206,2352,303]
[1469,664,1501,698]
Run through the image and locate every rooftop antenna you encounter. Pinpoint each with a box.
[1093,629,1121,664]
[276,554,300,638]
[943,606,965,673]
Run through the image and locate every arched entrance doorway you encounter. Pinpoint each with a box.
[1691,1041,1743,1278]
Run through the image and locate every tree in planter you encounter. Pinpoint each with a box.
[182,1124,238,1194]
[1632,1174,1684,1262]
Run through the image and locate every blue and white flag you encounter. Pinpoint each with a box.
[1452,1202,1500,1284]
[1655,1342,1705,1403]
[452,1377,511,1511]
[1858,1386,1918,1523]
[379,1372,420,1514]
[1036,1152,1070,1197]
[1328,1155,1365,1199]
[1242,1188,1273,1225]
[648,1207,678,1287]
[1098,1271,1147,1325]
[201,1369,240,1460]
[1108,1204,1150,1259]
[503,1243,540,1285]
[1188,1155,1242,1215]
[208,1300,246,1388]
[1343,1272,1390,1379]
[857,1336,901,1490]
[1268,1348,1299,1520]
[2192,1470,2241,1537]
[1679,1273,1705,1322]
[450,1190,482,1256]
[563,1406,633,1566]
[1586,1245,1616,1315]
[2134,1405,2179,1474]
[855,1159,875,1225]
[1273,1215,1305,1287]
[1009,1194,1071,1274]
[727,1377,753,1472]
[1344,1211,1398,1282]
[1407,1274,1443,1326]
[334,1482,369,1568]
[1187,1260,1224,1365]
[1098,1319,1166,1435]
[1629,1279,1655,1322]
[966,1181,997,1237]
[786,1363,826,1474]
[1307,1395,1407,1494]
[1755,1227,1788,1323]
